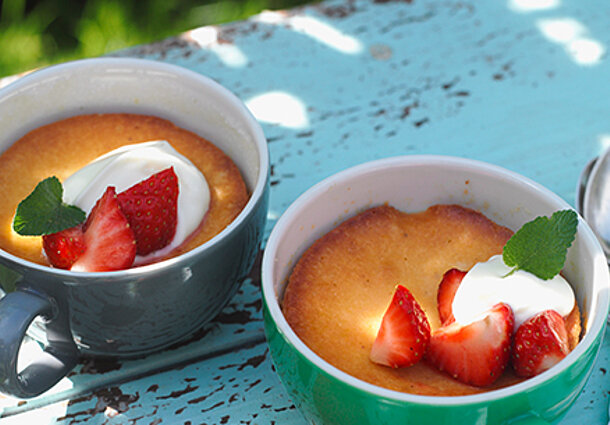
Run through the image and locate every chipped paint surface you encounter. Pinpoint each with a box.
[1,343,298,424]
[1,0,610,422]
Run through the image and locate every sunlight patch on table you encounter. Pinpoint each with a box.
[246,91,309,129]
[17,336,46,375]
[185,27,248,68]
[0,401,68,425]
[536,18,605,65]
[598,134,610,152]
[508,0,560,12]
[256,11,363,55]
[537,18,585,43]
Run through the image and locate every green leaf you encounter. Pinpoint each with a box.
[13,176,86,236]
[502,209,578,280]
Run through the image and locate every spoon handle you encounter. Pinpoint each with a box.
[576,157,597,215]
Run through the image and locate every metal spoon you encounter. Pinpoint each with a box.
[581,147,610,262]
[576,156,597,215]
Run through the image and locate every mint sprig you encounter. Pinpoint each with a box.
[13,176,85,236]
[502,209,578,280]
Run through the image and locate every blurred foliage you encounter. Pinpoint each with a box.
[0,0,310,78]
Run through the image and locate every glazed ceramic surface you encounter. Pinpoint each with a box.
[0,58,269,398]
[262,156,610,425]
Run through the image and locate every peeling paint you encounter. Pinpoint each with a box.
[156,384,199,400]
[316,0,358,18]
[59,387,139,424]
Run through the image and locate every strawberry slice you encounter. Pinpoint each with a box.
[512,309,569,378]
[71,186,136,272]
[370,285,431,368]
[117,167,179,256]
[42,225,86,269]
[437,268,466,325]
[426,302,514,387]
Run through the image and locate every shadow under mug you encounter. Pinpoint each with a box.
[0,58,269,398]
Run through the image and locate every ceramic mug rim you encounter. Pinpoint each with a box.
[261,154,610,407]
[0,57,269,280]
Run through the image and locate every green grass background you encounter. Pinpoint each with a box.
[0,0,311,78]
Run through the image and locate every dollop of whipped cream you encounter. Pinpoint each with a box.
[451,255,575,328]
[63,141,210,264]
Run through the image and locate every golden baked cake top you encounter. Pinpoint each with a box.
[282,204,580,396]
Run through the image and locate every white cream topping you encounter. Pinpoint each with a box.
[451,255,575,328]
[63,141,210,264]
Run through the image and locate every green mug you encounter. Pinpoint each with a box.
[262,156,610,425]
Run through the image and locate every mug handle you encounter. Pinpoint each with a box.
[0,287,78,398]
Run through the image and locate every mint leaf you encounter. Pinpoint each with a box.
[13,176,86,236]
[503,209,578,280]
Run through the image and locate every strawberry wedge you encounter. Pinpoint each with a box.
[426,302,514,387]
[117,167,179,256]
[71,187,136,272]
[370,285,431,368]
[437,268,466,325]
[42,226,86,270]
[512,309,569,378]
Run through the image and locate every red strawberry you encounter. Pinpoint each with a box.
[370,285,431,368]
[426,302,514,387]
[42,226,86,269]
[117,167,179,256]
[71,186,136,272]
[512,310,569,378]
[437,268,466,325]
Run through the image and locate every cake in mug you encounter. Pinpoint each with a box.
[0,113,248,271]
[282,204,581,396]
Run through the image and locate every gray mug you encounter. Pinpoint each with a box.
[0,58,269,398]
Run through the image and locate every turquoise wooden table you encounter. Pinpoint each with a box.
[1,0,609,423]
